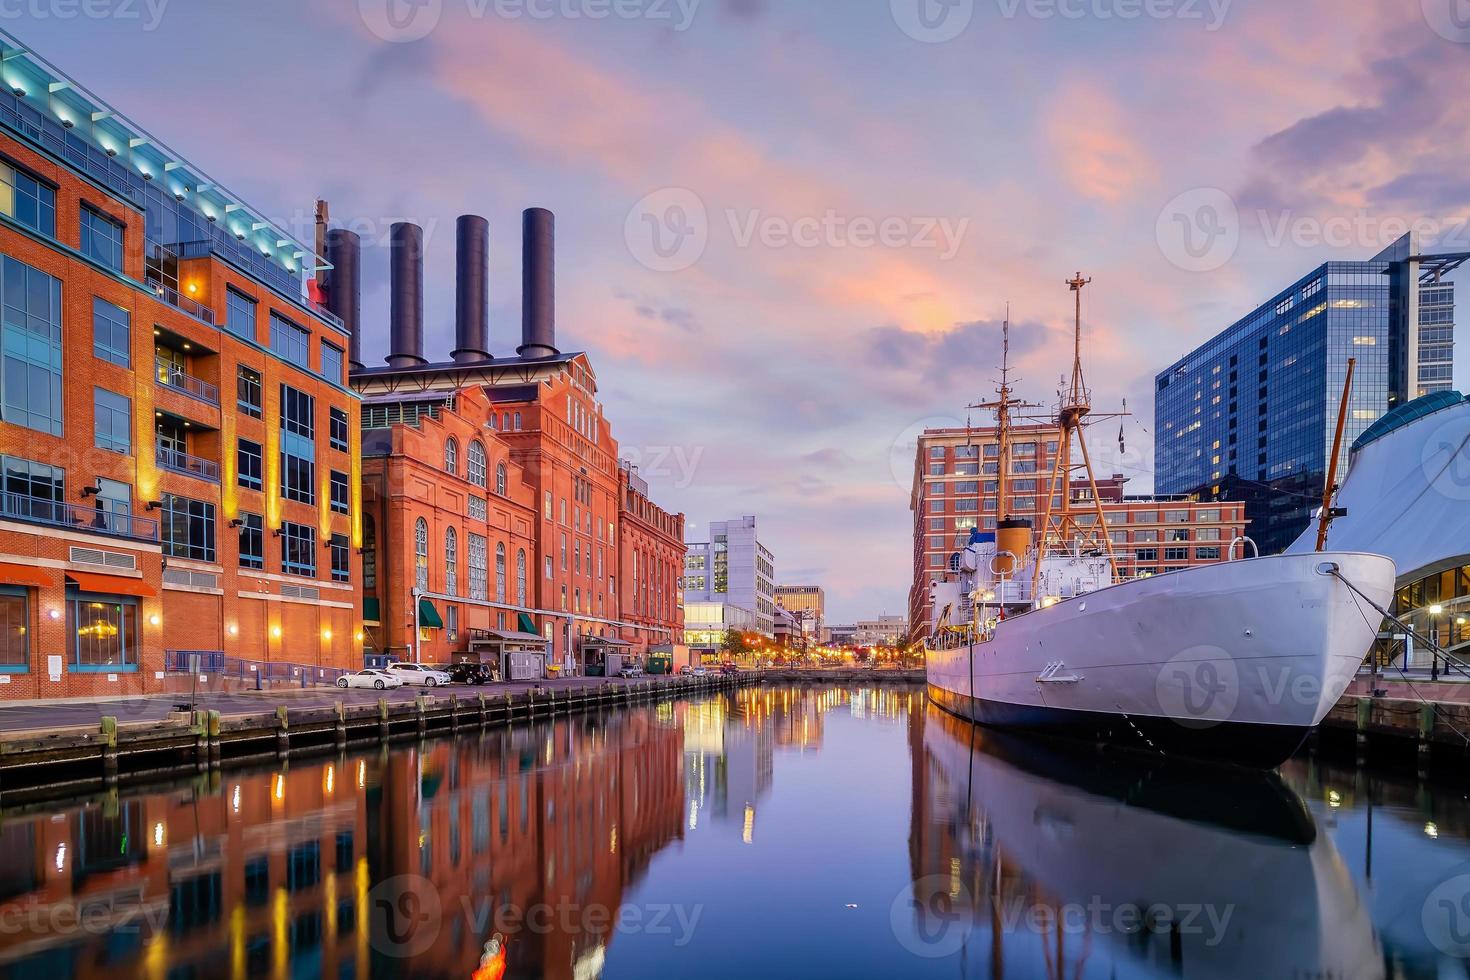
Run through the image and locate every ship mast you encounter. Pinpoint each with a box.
[972,306,1040,526]
[1032,274,1123,594]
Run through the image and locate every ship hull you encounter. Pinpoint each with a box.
[925,551,1395,768]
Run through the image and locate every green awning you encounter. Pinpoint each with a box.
[517,612,538,635]
[418,598,444,629]
[363,597,381,624]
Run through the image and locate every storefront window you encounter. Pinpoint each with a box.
[0,587,27,670]
[66,594,139,670]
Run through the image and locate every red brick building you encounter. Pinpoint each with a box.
[360,386,538,663]
[0,41,361,698]
[908,424,1247,636]
[617,461,686,655]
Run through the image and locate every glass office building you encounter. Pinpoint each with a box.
[1155,234,1457,554]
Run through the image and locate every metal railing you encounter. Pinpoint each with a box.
[155,356,219,405]
[156,441,220,482]
[0,491,159,541]
[146,278,216,326]
[164,650,355,687]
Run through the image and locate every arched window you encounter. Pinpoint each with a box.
[414,518,429,592]
[467,440,487,488]
[444,526,458,596]
[495,461,507,496]
[495,542,507,603]
[444,437,458,475]
[516,549,527,606]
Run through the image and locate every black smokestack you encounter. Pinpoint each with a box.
[324,228,363,371]
[519,207,558,359]
[387,221,426,368]
[452,215,491,364]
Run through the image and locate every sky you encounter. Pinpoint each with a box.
[19,0,1470,622]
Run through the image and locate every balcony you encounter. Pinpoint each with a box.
[156,441,220,483]
[155,356,219,406]
[147,278,216,327]
[0,492,159,542]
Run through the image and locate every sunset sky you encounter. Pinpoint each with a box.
[28,0,1469,621]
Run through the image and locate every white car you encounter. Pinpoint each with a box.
[692,666,708,676]
[337,669,403,690]
[387,663,452,687]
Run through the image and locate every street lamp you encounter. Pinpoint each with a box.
[1430,604,1444,681]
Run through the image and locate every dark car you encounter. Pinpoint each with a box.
[443,662,493,685]
[719,663,739,675]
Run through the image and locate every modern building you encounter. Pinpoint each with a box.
[854,616,908,647]
[684,515,777,634]
[348,210,684,674]
[774,584,824,638]
[1155,233,1462,553]
[908,424,1245,637]
[683,600,756,657]
[617,460,686,657]
[0,33,363,698]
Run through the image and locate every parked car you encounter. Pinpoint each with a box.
[444,662,493,685]
[337,669,403,690]
[719,663,739,675]
[692,666,709,677]
[619,663,645,679]
[677,664,693,675]
[386,663,452,687]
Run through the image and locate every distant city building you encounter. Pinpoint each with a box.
[684,516,777,634]
[1155,232,1463,553]
[827,624,858,647]
[772,606,800,648]
[855,616,908,646]
[684,600,756,656]
[774,584,824,637]
[909,425,1245,636]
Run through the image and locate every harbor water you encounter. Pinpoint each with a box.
[0,685,1464,978]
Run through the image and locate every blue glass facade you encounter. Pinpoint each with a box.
[1154,244,1445,554]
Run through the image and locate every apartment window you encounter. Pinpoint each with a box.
[929,463,944,476]
[160,493,216,563]
[1164,547,1190,562]
[435,526,455,597]
[495,462,507,496]
[467,440,487,488]
[414,518,429,591]
[1196,546,1222,561]
[1167,528,1190,542]
[330,534,350,583]
[1134,529,1159,543]
[446,604,458,642]
[281,522,316,577]
[444,437,458,475]
[468,495,487,522]
[93,388,130,454]
[544,556,552,580]
[67,594,137,670]
[1197,527,1222,541]
[238,513,264,570]
[280,385,315,504]
[237,366,263,418]
[330,470,349,514]
[0,162,55,237]
[469,533,488,601]
[496,543,507,603]
[329,408,349,452]
[513,412,522,430]
[225,288,256,340]
[929,447,945,459]
[320,342,344,385]
[543,491,552,520]
[269,313,311,369]
[516,550,527,605]
[80,207,124,272]
[0,585,28,669]
[0,256,63,436]
[560,533,568,570]
[1135,548,1158,562]
[92,298,130,366]
[237,439,263,491]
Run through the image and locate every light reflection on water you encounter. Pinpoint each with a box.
[0,687,1463,978]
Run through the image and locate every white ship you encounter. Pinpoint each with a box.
[923,277,1397,768]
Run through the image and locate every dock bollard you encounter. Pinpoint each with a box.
[1418,703,1434,777]
[415,696,428,739]
[478,693,488,728]
[1354,697,1371,764]
[208,710,222,768]
[275,706,290,758]
[334,702,348,751]
[449,695,459,733]
[100,716,118,784]
[378,698,390,742]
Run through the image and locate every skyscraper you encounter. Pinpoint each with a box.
[1154,233,1461,554]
